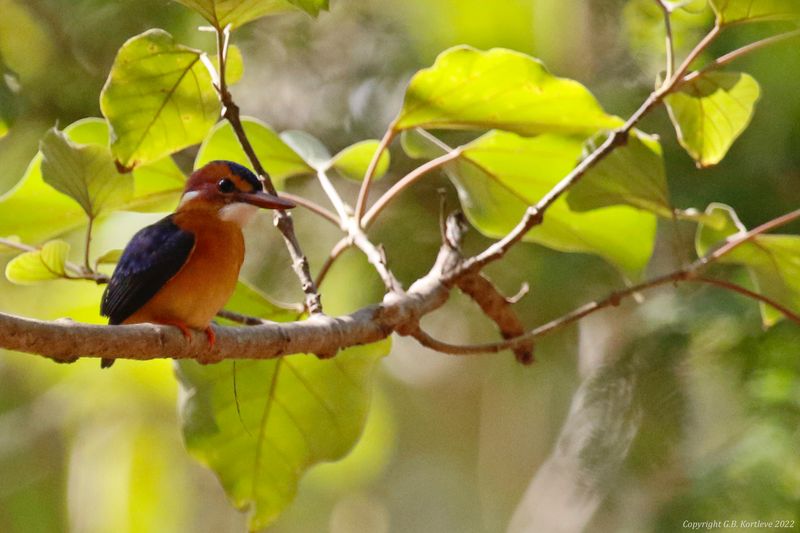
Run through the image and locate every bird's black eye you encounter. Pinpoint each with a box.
[217,178,236,193]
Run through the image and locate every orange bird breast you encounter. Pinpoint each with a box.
[123,211,245,328]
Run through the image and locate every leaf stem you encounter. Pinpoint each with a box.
[654,0,676,80]
[277,192,341,227]
[681,28,800,85]
[354,126,396,223]
[362,147,462,229]
[84,216,94,272]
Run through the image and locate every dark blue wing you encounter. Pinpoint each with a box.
[101,215,195,325]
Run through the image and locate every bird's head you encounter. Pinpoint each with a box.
[179,161,295,226]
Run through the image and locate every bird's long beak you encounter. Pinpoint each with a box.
[235,191,296,210]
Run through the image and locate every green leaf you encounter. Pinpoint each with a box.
[665,71,761,168]
[175,0,328,29]
[696,203,800,326]
[100,29,220,168]
[95,249,123,265]
[400,129,444,160]
[39,127,133,218]
[567,130,672,217]
[0,118,185,243]
[195,118,312,184]
[454,130,657,278]
[329,140,391,181]
[224,44,245,85]
[5,240,70,284]
[177,285,389,529]
[395,46,622,136]
[279,130,331,170]
[709,0,800,24]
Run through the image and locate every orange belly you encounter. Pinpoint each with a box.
[123,210,245,329]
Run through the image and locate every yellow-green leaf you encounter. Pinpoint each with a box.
[195,118,312,184]
[177,284,389,529]
[709,0,800,24]
[330,140,391,181]
[40,127,133,218]
[0,118,185,243]
[567,130,672,217]
[395,46,622,136]
[696,203,800,326]
[0,236,22,254]
[455,130,657,278]
[101,29,220,168]
[5,240,70,284]
[665,71,761,167]
[175,0,329,29]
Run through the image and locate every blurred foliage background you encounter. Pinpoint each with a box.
[1,0,799,531]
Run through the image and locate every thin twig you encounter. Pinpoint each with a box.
[84,217,94,272]
[682,28,800,85]
[411,207,800,355]
[277,192,340,227]
[217,309,268,325]
[212,27,323,314]
[316,169,351,221]
[455,23,723,277]
[354,126,396,223]
[315,237,352,288]
[362,148,463,229]
[694,276,800,324]
[654,0,676,80]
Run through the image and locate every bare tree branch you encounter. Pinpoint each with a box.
[212,27,323,315]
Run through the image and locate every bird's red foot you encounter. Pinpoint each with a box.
[159,319,193,342]
[204,326,216,348]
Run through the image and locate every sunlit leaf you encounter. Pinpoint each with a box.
[709,0,800,24]
[400,129,444,160]
[177,283,389,529]
[195,118,311,185]
[280,130,331,170]
[696,203,800,326]
[329,140,391,181]
[5,240,70,284]
[39,127,133,218]
[101,29,220,168]
[454,130,657,278]
[0,118,185,243]
[225,44,244,85]
[568,130,672,217]
[395,46,622,136]
[95,249,123,265]
[665,71,761,167]
[175,0,329,29]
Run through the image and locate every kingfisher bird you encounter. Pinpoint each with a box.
[100,160,295,368]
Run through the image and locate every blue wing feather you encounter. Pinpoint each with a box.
[101,215,195,325]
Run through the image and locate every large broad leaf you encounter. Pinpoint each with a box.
[329,140,391,182]
[665,71,761,168]
[177,285,389,529]
[0,118,185,243]
[567,130,672,217]
[101,29,220,168]
[696,203,800,326]
[709,0,800,24]
[39,127,133,218]
[454,130,657,278]
[5,240,70,284]
[395,46,622,136]
[175,0,328,29]
[195,118,311,185]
